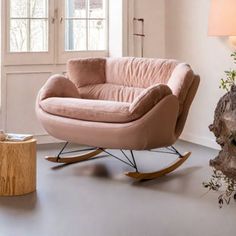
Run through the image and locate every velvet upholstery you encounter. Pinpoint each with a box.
[36,95,180,150]
[39,74,80,100]
[167,63,194,114]
[40,84,172,123]
[130,84,172,117]
[36,57,200,150]
[40,98,132,123]
[67,58,106,88]
[105,57,179,88]
[78,83,144,103]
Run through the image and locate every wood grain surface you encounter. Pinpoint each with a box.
[0,139,36,196]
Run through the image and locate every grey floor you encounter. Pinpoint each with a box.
[0,141,235,236]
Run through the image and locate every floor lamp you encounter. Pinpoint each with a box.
[208,0,236,46]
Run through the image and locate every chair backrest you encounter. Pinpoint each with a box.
[105,57,179,88]
[105,57,197,115]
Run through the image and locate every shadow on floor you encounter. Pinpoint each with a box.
[131,166,208,197]
[50,155,109,171]
[0,191,38,210]
[72,163,111,178]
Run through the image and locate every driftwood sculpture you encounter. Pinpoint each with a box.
[209,85,236,180]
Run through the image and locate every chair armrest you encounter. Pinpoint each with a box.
[39,74,80,101]
[167,63,194,114]
[129,84,172,116]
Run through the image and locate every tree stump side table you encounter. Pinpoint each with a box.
[0,139,37,196]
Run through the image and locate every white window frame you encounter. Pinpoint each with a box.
[3,0,109,66]
[9,0,49,53]
[3,0,55,65]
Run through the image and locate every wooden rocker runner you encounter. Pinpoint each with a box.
[36,57,200,181]
[45,142,191,181]
[46,143,103,164]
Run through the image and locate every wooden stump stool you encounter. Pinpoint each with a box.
[0,139,36,196]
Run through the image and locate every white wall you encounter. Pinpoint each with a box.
[165,0,235,149]
[108,0,131,57]
[109,0,124,57]
[2,65,66,144]
[132,0,165,58]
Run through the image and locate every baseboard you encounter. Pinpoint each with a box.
[180,132,220,150]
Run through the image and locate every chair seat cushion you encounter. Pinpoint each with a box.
[40,98,140,123]
[78,83,144,103]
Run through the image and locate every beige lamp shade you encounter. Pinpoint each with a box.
[208,0,236,36]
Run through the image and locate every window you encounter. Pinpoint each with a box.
[65,0,107,51]
[4,0,108,65]
[10,0,48,52]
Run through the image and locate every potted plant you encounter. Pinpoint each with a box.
[204,52,236,208]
